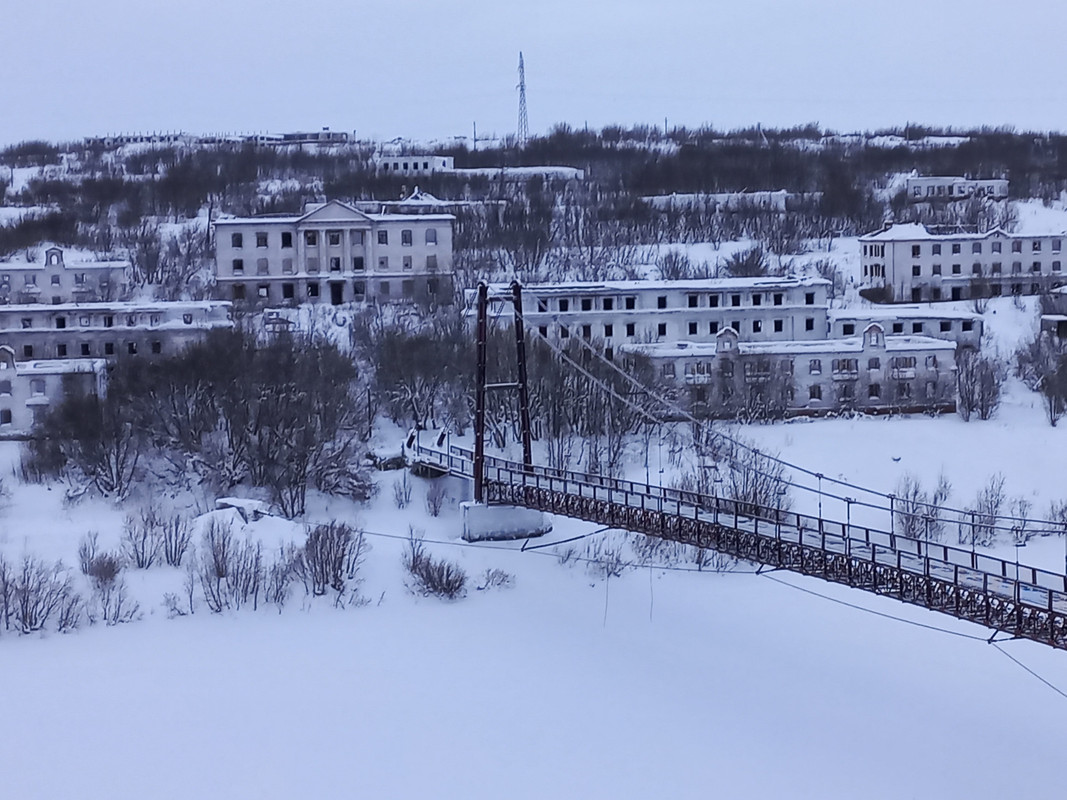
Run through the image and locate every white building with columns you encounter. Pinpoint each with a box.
[213,200,455,306]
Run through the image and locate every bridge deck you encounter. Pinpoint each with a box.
[411,440,1067,650]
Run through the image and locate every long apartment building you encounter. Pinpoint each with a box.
[477,277,834,355]
[474,276,968,418]
[0,301,233,361]
[0,346,107,435]
[629,323,957,418]
[860,224,1067,303]
[0,247,131,305]
[476,276,975,351]
[212,199,455,306]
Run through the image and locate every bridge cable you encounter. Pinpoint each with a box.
[526,311,1067,534]
[759,573,988,642]
[990,642,1067,702]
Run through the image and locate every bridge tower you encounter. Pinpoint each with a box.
[473,281,534,503]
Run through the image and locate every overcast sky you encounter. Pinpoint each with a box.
[6,0,1067,145]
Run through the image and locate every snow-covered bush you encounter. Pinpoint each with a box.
[425,480,447,517]
[291,522,369,601]
[196,520,264,612]
[393,473,412,509]
[403,530,466,600]
[9,557,80,634]
[476,568,514,591]
[122,508,162,569]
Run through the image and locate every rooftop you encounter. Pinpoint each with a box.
[485,276,830,297]
[626,333,956,358]
[829,305,980,322]
[860,223,1066,242]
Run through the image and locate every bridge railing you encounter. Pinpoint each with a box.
[411,441,1067,603]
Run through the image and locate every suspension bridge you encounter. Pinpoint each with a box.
[423,282,1067,651]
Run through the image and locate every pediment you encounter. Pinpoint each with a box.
[299,200,371,225]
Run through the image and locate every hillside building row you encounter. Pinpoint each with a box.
[859,224,1067,303]
[212,200,455,306]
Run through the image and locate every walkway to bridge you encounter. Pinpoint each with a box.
[411,438,1067,651]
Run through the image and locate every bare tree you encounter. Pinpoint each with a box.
[957,350,1004,421]
[959,473,1007,547]
[1016,331,1067,426]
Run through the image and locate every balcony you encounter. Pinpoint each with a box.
[890,368,916,380]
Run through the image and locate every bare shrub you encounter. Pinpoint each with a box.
[225,538,264,611]
[710,435,791,516]
[403,529,467,600]
[160,514,192,567]
[122,507,162,569]
[723,245,768,277]
[1011,496,1034,543]
[691,546,739,572]
[294,522,369,602]
[85,548,139,627]
[583,538,632,579]
[656,250,694,280]
[393,472,412,509]
[425,480,447,517]
[162,592,187,618]
[78,532,100,575]
[196,520,265,612]
[264,547,297,611]
[0,556,11,633]
[631,532,685,567]
[198,519,234,613]
[557,546,579,566]
[11,557,79,634]
[476,568,514,591]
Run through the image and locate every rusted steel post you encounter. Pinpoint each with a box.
[511,281,534,472]
[473,282,489,503]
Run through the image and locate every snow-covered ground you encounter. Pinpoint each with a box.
[0,451,1065,800]
[2,368,1066,800]
[4,220,1067,797]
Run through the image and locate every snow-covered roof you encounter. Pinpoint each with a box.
[488,276,830,296]
[829,305,980,322]
[214,198,454,226]
[860,223,1065,242]
[0,300,231,313]
[626,333,955,359]
[0,260,129,271]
